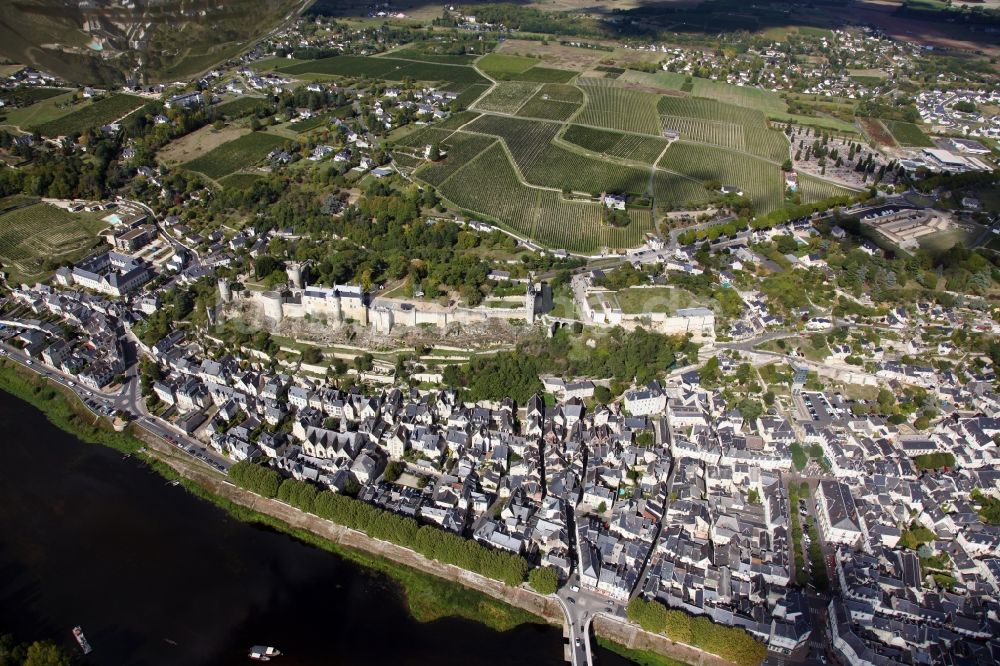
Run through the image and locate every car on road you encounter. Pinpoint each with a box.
[571,585,580,592]
[575,639,581,647]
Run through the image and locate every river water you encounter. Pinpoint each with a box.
[0,390,632,665]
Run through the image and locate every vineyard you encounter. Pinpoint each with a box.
[464,115,561,172]
[883,120,934,147]
[652,171,715,211]
[798,174,858,203]
[659,142,785,213]
[32,93,145,137]
[280,56,488,87]
[561,125,667,164]
[474,82,540,114]
[183,131,286,180]
[436,143,653,253]
[515,83,583,121]
[415,133,498,187]
[462,116,649,195]
[521,143,651,196]
[0,201,106,282]
[391,127,455,149]
[575,80,662,135]
[657,96,789,161]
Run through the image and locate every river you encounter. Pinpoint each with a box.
[0,390,633,665]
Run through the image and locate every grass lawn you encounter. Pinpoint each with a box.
[615,286,699,314]
[917,226,978,253]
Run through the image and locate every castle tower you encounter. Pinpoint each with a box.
[525,275,538,325]
[218,278,232,304]
[286,261,306,289]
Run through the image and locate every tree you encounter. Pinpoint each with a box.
[24,641,71,666]
[597,501,608,514]
[528,566,559,595]
[384,460,404,483]
[594,385,612,403]
[301,345,323,364]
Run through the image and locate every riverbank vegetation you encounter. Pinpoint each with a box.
[595,637,690,666]
[228,461,530,587]
[0,364,540,633]
[626,598,767,666]
[0,360,140,455]
[176,469,542,632]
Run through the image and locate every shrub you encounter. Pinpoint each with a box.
[528,566,559,595]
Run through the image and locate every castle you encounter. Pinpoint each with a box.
[221,262,549,334]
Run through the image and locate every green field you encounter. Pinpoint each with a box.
[660,141,785,214]
[183,131,287,180]
[435,143,653,253]
[504,67,576,84]
[0,90,79,130]
[280,55,488,88]
[0,198,107,282]
[32,93,145,137]
[477,53,538,76]
[474,81,540,114]
[884,120,935,147]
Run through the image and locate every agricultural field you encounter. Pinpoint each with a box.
[508,67,577,84]
[521,142,651,196]
[158,125,248,165]
[476,53,538,77]
[464,115,562,173]
[384,48,479,65]
[216,96,273,118]
[415,133,497,187]
[651,170,715,211]
[219,173,264,189]
[561,125,667,164]
[32,93,145,137]
[659,142,785,214]
[436,143,653,253]
[883,120,935,147]
[515,83,583,121]
[279,55,488,88]
[797,174,858,203]
[435,110,480,130]
[391,126,455,150]
[473,81,540,114]
[0,90,78,131]
[0,87,70,107]
[288,113,332,133]
[182,130,286,180]
[575,79,662,135]
[450,83,491,109]
[0,198,107,283]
